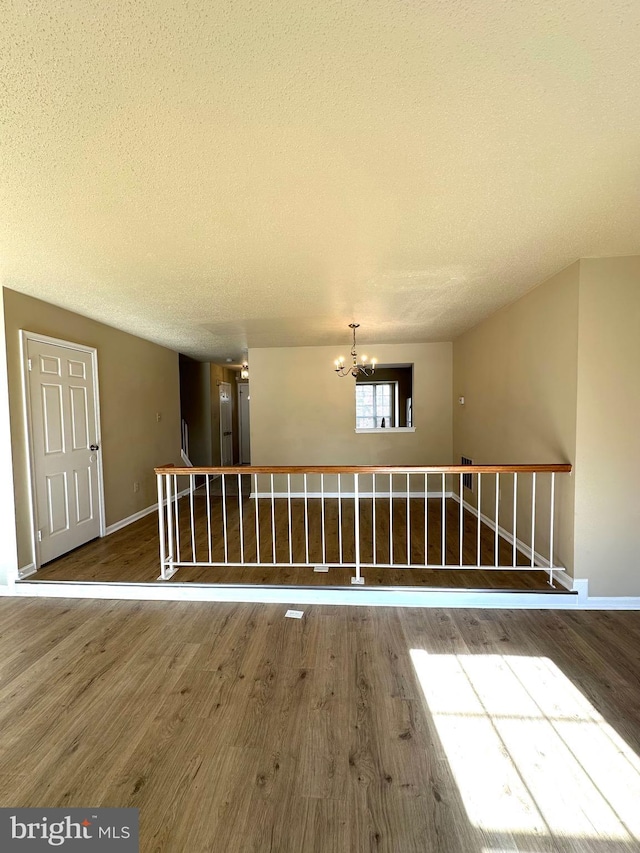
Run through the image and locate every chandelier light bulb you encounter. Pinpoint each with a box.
[333,324,377,378]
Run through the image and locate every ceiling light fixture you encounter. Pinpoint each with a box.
[334,323,377,378]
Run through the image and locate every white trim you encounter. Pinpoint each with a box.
[250,490,453,500]
[18,563,37,580]
[580,595,640,610]
[18,331,99,353]
[571,578,589,598]
[355,427,416,434]
[218,381,233,466]
[4,578,639,610]
[5,581,582,608]
[19,332,39,571]
[20,330,107,569]
[106,507,157,536]
[105,487,190,536]
[0,290,19,587]
[552,568,576,591]
[451,492,565,572]
[547,571,588,601]
[237,382,250,465]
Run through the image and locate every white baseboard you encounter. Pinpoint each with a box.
[106,505,157,536]
[552,572,588,601]
[4,568,637,610]
[451,492,566,574]
[250,490,453,500]
[446,500,587,597]
[7,580,586,608]
[4,579,640,609]
[18,563,37,580]
[550,568,573,590]
[105,488,191,536]
[580,595,640,610]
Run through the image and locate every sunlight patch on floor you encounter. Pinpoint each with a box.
[410,650,640,844]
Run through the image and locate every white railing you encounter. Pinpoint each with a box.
[155,464,572,586]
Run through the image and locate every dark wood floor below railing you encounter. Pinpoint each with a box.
[29,496,570,591]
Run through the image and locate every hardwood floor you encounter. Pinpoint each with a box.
[31,495,564,591]
[0,598,639,851]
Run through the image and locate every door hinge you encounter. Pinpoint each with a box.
[37,529,43,542]
[27,358,32,371]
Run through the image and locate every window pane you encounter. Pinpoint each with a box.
[356,386,373,406]
[356,382,395,428]
[355,367,412,429]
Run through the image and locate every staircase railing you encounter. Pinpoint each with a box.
[155,464,572,586]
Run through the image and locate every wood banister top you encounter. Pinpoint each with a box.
[155,463,572,475]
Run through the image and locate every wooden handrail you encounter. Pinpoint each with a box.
[155,463,572,475]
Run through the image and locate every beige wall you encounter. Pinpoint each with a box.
[453,263,580,574]
[3,288,182,569]
[574,257,640,596]
[249,343,452,466]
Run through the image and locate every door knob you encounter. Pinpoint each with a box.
[89,444,99,451]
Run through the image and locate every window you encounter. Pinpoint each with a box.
[354,364,414,431]
[356,382,396,428]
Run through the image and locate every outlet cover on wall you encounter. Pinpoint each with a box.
[133,481,140,493]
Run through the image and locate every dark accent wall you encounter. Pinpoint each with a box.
[179,356,212,466]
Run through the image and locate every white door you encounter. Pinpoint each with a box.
[219,382,233,466]
[24,335,103,565]
[238,382,251,464]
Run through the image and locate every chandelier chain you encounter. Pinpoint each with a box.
[334,323,377,378]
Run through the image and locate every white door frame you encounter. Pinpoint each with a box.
[237,382,250,465]
[0,291,18,588]
[218,381,233,467]
[20,330,106,571]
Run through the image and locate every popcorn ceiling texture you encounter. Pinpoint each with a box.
[1,0,639,360]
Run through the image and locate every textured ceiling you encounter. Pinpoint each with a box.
[1,0,640,361]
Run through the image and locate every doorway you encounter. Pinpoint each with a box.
[238,382,251,464]
[21,331,105,567]
[219,381,233,466]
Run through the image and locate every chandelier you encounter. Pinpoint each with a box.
[334,323,377,378]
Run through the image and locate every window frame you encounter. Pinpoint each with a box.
[353,363,416,434]
[355,380,397,430]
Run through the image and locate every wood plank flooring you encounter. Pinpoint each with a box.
[0,598,639,851]
[32,495,563,591]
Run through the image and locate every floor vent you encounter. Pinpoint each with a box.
[461,456,473,491]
